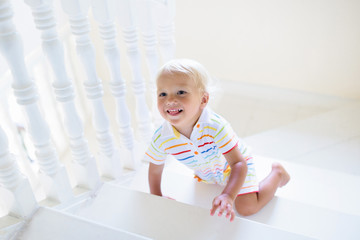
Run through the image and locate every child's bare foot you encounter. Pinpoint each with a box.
[272,163,290,187]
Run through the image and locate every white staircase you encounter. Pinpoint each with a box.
[1,107,359,240]
[65,183,313,240]
[106,100,360,240]
[3,101,359,239]
[0,0,359,239]
[124,157,360,240]
[245,102,360,176]
[2,183,315,240]
[7,206,150,240]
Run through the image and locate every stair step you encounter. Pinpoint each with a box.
[127,158,360,239]
[70,183,313,240]
[132,155,360,216]
[0,215,23,240]
[214,80,356,138]
[244,102,360,175]
[254,155,360,216]
[14,207,150,240]
[246,196,360,240]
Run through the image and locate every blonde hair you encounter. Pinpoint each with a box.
[156,59,210,93]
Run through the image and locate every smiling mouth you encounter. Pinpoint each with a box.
[167,109,183,115]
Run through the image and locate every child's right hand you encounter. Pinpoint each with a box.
[210,194,235,222]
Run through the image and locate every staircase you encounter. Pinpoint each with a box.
[0,0,359,239]
[2,88,360,239]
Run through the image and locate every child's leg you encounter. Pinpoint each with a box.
[234,163,290,216]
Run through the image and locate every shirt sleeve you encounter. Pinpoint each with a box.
[213,121,239,155]
[144,135,167,165]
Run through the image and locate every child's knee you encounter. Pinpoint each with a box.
[235,203,259,216]
[234,194,260,216]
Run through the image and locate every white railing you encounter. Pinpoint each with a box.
[0,0,175,220]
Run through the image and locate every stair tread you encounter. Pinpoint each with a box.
[246,195,360,240]
[244,102,360,175]
[16,207,150,240]
[126,158,360,239]
[72,183,313,240]
[133,155,360,216]
[255,155,360,216]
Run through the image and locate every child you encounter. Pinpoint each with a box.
[145,59,290,222]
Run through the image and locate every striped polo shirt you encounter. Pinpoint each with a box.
[145,107,258,193]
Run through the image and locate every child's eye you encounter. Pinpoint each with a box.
[177,90,186,95]
[158,92,167,97]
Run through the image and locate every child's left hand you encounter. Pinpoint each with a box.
[210,194,235,222]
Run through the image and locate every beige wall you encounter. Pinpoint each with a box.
[175,0,360,99]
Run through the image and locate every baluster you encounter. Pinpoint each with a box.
[24,0,101,189]
[114,0,153,143]
[60,0,122,178]
[0,0,73,203]
[135,0,162,126]
[154,0,176,62]
[0,81,40,190]
[0,126,38,218]
[91,0,143,169]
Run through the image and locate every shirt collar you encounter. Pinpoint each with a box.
[196,106,212,124]
[161,121,181,138]
[160,107,212,138]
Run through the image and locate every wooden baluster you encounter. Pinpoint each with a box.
[135,0,162,127]
[60,0,122,178]
[0,81,40,190]
[154,0,176,62]
[114,0,153,143]
[0,126,38,218]
[24,0,101,190]
[0,0,73,204]
[91,0,143,169]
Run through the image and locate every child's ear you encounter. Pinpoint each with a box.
[201,92,209,108]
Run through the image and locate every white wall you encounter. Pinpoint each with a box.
[174,0,360,99]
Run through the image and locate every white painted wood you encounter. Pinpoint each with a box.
[60,0,122,178]
[91,0,141,169]
[0,0,73,204]
[244,102,360,175]
[127,158,360,240]
[24,0,101,190]
[71,183,313,240]
[152,0,175,62]
[246,196,360,240]
[255,156,360,216]
[17,207,151,240]
[91,0,134,150]
[0,126,38,218]
[135,0,163,126]
[136,0,159,83]
[0,82,40,196]
[0,215,23,240]
[114,0,153,143]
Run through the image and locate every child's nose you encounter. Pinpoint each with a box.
[166,95,177,105]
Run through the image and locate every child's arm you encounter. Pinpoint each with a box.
[210,147,248,222]
[148,162,165,196]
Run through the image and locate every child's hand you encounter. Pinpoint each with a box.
[210,194,235,222]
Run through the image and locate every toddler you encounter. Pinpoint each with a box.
[145,59,290,222]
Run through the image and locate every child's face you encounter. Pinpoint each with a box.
[157,73,208,134]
